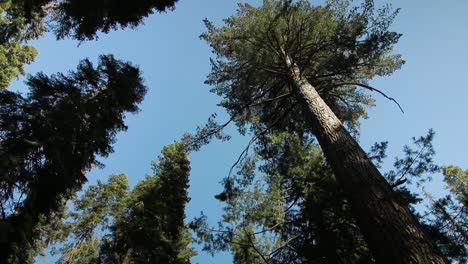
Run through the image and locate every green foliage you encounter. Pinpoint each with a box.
[98,142,196,263]
[420,165,468,263]
[0,55,146,263]
[192,130,467,263]
[0,0,180,89]
[442,165,468,206]
[192,132,372,263]
[191,2,407,261]
[49,174,130,264]
[38,143,196,263]
[0,0,44,89]
[200,0,403,138]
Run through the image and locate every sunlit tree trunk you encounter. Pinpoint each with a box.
[285,55,447,264]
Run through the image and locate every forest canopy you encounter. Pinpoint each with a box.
[0,0,466,263]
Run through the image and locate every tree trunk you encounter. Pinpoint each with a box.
[285,55,447,263]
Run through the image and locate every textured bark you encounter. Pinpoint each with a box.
[285,55,448,264]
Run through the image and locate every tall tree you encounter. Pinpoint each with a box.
[200,0,446,262]
[97,142,195,264]
[98,143,196,264]
[0,55,147,263]
[422,166,467,263]
[34,143,195,263]
[192,132,372,263]
[192,131,467,263]
[51,173,130,264]
[442,166,468,207]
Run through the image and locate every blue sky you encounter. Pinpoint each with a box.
[18,1,467,263]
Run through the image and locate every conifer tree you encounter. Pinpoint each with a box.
[0,55,146,263]
[98,142,196,263]
[199,0,447,262]
[35,143,195,264]
[192,131,466,263]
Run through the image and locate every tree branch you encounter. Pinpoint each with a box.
[336,82,404,113]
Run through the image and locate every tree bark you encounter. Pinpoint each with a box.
[285,55,448,264]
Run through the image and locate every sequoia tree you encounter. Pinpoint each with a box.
[200,0,447,262]
[0,55,146,263]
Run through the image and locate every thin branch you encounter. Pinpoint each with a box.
[227,102,297,178]
[268,234,300,259]
[184,83,278,149]
[259,66,287,75]
[253,221,290,235]
[229,239,270,264]
[245,227,271,264]
[335,82,404,113]
[283,197,299,213]
[251,92,292,107]
[330,93,352,108]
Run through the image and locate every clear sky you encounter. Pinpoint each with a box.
[19,1,468,263]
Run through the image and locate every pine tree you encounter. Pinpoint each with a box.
[199,0,446,262]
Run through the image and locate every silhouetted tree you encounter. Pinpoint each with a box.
[0,55,146,263]
[9,0,178,41]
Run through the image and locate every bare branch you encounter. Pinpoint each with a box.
[336,82,404,113]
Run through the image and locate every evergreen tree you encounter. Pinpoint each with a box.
[1,0,179,90]
[98,142,196,263]
[192,133,372,263]
[442,166,468,206]
[1,1,184,262]
[0,55,146,263]
[192,131,467,263]
[199,0,446,262]
[38,143,195,263]
[51,174,130,264]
